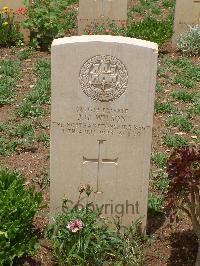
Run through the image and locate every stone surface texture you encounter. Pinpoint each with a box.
[78,0,128,34]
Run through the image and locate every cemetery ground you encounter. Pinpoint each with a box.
[0,0,200,265]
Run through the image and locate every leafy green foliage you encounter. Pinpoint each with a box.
[171,90,197,103]
[0,167,42,264]
[17,59,50,118]
[177,25,200,55]
[166,115,193,132]
[126,16,173,47]
[16,47,34,60]
[155,101,175,114]
[148,194,164,215]
[23,0,78,49]
[0,60,21,106]
[153,172,169,194]
[162,133,189,148]
[33,59,51,80]
[46,186,144,265]
[15,122,35,138]
[0,7,22,47]
[152,152,168,168]
[17,101,44,118]
[0,60,20,78]
[0,137,19,156]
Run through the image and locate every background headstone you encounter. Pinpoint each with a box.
[51,35,158,228]
[0,0,30,42]
[172,0,200,47]
[78,0,128,34]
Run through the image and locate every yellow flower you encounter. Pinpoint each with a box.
[3,21,8,26]
[2,7,9,13]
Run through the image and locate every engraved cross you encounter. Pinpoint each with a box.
[83,140,118,193]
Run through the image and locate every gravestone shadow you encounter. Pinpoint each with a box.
[167,230,197,266]
[14,256,42,266]
[146,212,166,234]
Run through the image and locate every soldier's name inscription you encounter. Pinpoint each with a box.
[53,106,150,137]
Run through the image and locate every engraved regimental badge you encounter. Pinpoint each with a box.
[79,55,128,102]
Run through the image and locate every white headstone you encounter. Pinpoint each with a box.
[172,0,200,47]
[50,35,158,228]
[78,0,128,34]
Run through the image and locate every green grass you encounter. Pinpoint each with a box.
[16,47,34,60]
[36,132,50,147]
[128,0,175,19]
[15,122,35,138]
[155,101,175,114]
[152,152,168,168]
[27,79,51,104]
[0,137,19,156]
[17,102,44,118]
[187,102,200,116]
[33,59,51,80]
[126,16,173,47]
[162,133,189,148]
[0,60,21,106]
[166,115,193,132]
[171,90,197,103]
[148,193,164,215]
[0,60,20,79]
[170,75,196,88]
[16,59,51,118]
[153,172,169,194]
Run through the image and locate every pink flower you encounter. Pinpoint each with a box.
[67,219,84,233]
[15,7,26,15]
[105,29,110,33]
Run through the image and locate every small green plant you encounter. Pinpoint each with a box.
[162,133,189,148]
[17,101,44,118]
[0,7,22,47]
[0,137,19,156]
[155,84,164,92]
[0,167,42,264]
[0,60,20,79]
[46,185,144,265]
[27,79,51,104]
[84,19,126,36]
[36,132,50,147]
[15,122,35,138]
[152,152,168,168]
[148,193,164,215]
[23,0,78,49]
[33,59,51,80]
[16,47,34,60]
[171,74,196,89]
[0,77,16,106]
[187,102,200,116]
[155,101,175,113]
[162,0,174,8]
[166,115,193,132]
[0,59,21,106]
[177,25,200,55]
[153,172,169,194]
[171,90,197,103]
[126,16,173,47]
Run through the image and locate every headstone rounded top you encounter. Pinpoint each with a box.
[52,35,158,51]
